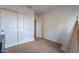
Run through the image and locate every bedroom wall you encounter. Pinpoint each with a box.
[41,6,79,52]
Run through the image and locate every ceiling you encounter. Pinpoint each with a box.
[25,5,62,15]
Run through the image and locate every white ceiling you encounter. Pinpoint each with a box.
[26,5,62,15]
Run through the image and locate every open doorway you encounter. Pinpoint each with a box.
[34,17,43,39]
[34,19,37,39]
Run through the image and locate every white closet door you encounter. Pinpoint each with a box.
[29,16,34,40]
[1,9,18,48]
[18,13,30,44]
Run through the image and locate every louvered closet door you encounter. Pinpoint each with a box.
[1,9,18,48]
[18,13,30,44]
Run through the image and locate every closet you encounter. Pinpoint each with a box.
[0,9,18,48]
[18,13,34,44]
[0,8,34,48]
[18,13,30,44]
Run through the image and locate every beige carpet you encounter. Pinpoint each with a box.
[5,38,64,53]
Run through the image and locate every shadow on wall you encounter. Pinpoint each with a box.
[55,15,77,52]
[56,27,69,44]
[59,20,77,52]
[60,25,75,52]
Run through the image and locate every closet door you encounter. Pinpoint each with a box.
[18,13,30,44]
[1,9,18,48]
[29,16,34,40]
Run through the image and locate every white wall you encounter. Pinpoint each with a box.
[41,6,79,52]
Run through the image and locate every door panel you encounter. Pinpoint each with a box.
[1,9,18,48]
[29,17,34,40]
[18,13,30,44]
[36,17,43,38]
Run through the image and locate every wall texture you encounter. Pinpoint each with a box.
[41,6,79,52]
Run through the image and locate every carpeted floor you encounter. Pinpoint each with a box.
[5,37,64,53]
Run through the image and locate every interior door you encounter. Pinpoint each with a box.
[36,17,43,38]
[34,19,36,38]
[1,9,18,48]
[18,13,30,44]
